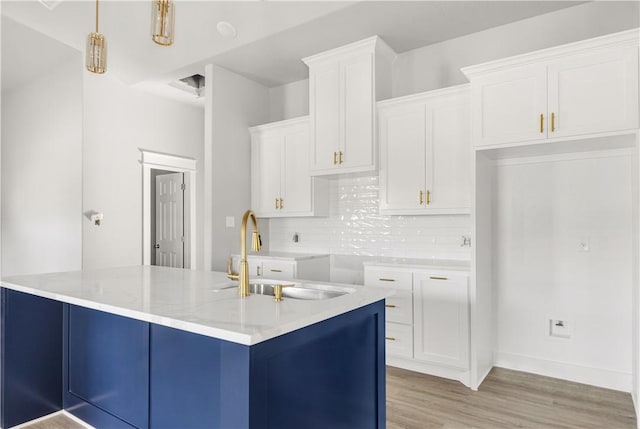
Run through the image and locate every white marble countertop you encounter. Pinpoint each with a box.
[232,251,330,261]
[1,266,390,346]
[363,258,470,272]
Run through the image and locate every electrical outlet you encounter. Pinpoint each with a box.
[549,319,572,339]
[578,238,590,252]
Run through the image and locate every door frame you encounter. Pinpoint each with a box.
[141,149,197,269]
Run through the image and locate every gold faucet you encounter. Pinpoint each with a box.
[227,210,262,297]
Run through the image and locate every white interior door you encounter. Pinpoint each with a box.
[155,172,184,268]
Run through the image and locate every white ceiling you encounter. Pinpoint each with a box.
[2,1,589,101]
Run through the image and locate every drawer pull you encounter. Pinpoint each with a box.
[270,269,282,273]
[430,276,448,280]
[379,278,395,282]
[385,337,396,341]
[385,304,397,308]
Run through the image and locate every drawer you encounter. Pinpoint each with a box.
[364,268,412,292]
[385,322,413,359]
[385,295,412,325]
[262,260,296,280]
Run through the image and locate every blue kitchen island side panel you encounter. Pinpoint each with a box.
[150,300,386,429]
[64,304,149,429]
[0,289,63,429]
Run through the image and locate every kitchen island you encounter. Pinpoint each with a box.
[0,266,389,429]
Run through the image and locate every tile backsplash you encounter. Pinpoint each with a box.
[268,176,471,283]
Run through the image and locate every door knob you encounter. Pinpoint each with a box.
[154,244,160,249]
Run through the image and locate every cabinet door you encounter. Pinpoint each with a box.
[281,126,312,215]
[548,45,639,138]
[310,63,340,173]
[413,273,469,369]
[253,132,282,216]
[385,323,413,359]
[379,103,427,214]
[471,64,547,146]
[341,52,375,170]
[427,96,471,213]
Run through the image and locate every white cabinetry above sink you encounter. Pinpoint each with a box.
[250,117,328,218]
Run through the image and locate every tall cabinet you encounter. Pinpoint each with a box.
[303,36,396,176]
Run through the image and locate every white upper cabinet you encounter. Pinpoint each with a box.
[250,117,328,218]
[463,30,639,148]
[378,85,471,215]
[303,36,395,176]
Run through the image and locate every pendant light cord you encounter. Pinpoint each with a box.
[95,0,99,33]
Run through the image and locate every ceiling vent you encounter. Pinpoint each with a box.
[169,74,205,98]
[39,0,63,10]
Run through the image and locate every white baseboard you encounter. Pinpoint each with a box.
[494,351,632,392]
[472,363,493,391]
[387,356,471,388]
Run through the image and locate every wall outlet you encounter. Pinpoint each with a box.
[578,238,590,252]
[549,319,572,339]
[225,216,235,228]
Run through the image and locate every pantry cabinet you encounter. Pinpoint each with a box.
[250,117,328,218]
[464,30,638,147]
[303,36,395,176]
[364,263,470,385]
[377,85,471,215]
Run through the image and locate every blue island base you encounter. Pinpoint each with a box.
[1,288,386,429]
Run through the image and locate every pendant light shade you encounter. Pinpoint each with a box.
[151,0,175,46]
[86,0,106,73]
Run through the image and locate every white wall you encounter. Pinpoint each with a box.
[1,57,83,277]
[82,72,204,270]
[205,65,270,271]
[269,79,309,122]
[393,1,640,97]
[493,153,633,391]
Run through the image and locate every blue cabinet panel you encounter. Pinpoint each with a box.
[249,301,386,429]
[67,305,149,428]
[1,289,63,428]
[150,324,251,428]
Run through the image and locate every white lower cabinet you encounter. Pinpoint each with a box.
[364,264,470,386]
[413,273,469,369]
[232,254,330,282]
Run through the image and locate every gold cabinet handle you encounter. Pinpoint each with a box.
[419,190,424,205]
[379,278,395,282]
[551,112,555,132]
[257,266,261,276]
[339,151,344,164]
[385,337,396,341]
[430,276,448,280]
[270,269,282,273]
[275,198,279,209]
[385,304,396,308]
[333,151,337,165]
[279,198,283,209]
[540,113,544,133]
[426,190,431,205]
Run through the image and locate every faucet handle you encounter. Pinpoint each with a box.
[226,257,239,281]
[251,231,262,252]
[273,284,295,302]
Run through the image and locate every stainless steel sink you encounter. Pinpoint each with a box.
[217,280,351,300]
[248,283,346,300]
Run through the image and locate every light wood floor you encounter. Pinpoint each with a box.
[387,366,637,429]
[19,367,637,429]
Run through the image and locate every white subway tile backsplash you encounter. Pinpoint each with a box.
[268,176,471,261]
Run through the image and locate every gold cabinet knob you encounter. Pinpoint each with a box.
[419,190,423,205]
[275,198,279,209]
[540,113,544,133]
[339,151,344,164]
[551,112,556,132]
[333,151,337,165]
[279,198,283,209]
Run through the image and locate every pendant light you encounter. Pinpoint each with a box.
[86,0,106,74]
[151,0,175,46]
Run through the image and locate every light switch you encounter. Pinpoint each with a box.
[226,216,235,228]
